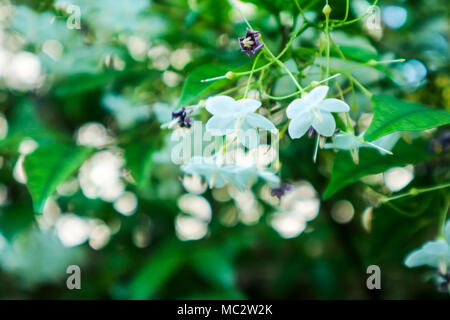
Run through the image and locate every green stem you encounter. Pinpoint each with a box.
[381,182,450,203]
[344,72,372,98]
[244,52,262,98]
[333,0,379,28]
[263,45,303,93]
[324,3,331,79]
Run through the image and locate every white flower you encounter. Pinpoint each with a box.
[286,86,350,139]
[205,96,277,148]
[405,220,450,271]
[182,156,279,191]
[324,132,400,155]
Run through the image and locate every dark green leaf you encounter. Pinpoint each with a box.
[365,95,450,141]
[179,64,231,106]
[128,241,184,299]
[323,139,430,199]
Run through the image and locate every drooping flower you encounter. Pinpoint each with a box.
[205,96,277,148]
[404,220,450,270]
[172,107,193,128]
[404,220,450,292]
[286,86,350,139]
[271,183,294,198]
[324,131,400,162]
[182,156,279,192]
[239,28,264,58]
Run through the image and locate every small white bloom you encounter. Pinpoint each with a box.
[205,96,277,148]
[286,86,350,139]
[324,132,400,154]
[405,220,450,270]
[182,156,279,191]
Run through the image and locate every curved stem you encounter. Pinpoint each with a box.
[381,182,450,203]
[244,52,262,98]
[263,45,303,93]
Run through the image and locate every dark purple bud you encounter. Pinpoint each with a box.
[429,131,450,154]
[239,28,264,58]
[271,183,294,198]
[172,107,193,128]
[308,127,340,138]
[308,126,317,138]
[172,107,185,119]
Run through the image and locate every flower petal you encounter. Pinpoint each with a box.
[245,113,277,132]
[237,99,261,114]
[311,111,336,137]
[288,113,313,139]
[319,98,350,113]
[205,96,239,116]
[304,86,329,106]
[286,99,308,119]
[324,134,360,150]
[205,115,236,135]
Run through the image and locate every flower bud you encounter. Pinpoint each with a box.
[368,59,377,66]
[225,71,234,80]
[322,4,332,16]
[310,80,319,87]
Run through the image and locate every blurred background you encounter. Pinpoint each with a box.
[0,0,448,299]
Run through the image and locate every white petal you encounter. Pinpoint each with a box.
[205,115,236,135]
[303,86,328,105]
[258,170,280,186]
[324,134,360,150]
[372,132,401,153]
[205,96,239,116]
[245,113,277,132]
[288,113,313,139]
[286,99,308,119]
[311,111,336,137]
[319,98,350,113]
[236,99,261,114]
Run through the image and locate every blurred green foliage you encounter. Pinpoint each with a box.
[0,0,448,299]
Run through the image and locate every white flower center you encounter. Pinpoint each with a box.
[242,37,254,48]
[311,106,322,123]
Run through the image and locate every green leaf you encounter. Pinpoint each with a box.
[179,64,230,106]
[332,45,379,63]
[23,143,94,213]
[323,139,430,199]
[189,246,236,290]
[365,95,450,141]
[128,241,184,299]
[124,141,154,191]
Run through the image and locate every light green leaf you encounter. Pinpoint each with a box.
[23,143,94,213]
[365,95,450,141]
[323,139,429,199]
[179,64,230,106]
